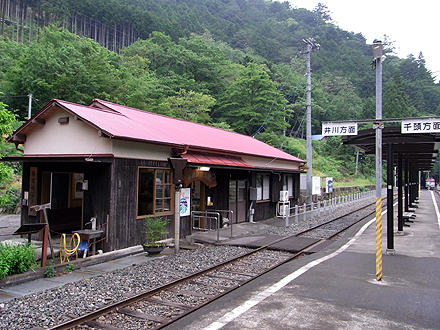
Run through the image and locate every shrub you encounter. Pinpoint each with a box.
[0,241,38,279]
[143,216,169,245]
[0,186,20,213]
[65,264,75,272]
[44,261,56,278]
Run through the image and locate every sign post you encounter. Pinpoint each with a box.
[323,114,440,281]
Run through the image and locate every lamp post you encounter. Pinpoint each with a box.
[371,41,384,281]
[168,158,188,254]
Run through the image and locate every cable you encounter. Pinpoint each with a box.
[252,55,306,138]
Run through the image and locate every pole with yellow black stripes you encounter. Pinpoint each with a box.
[372,40,384,281]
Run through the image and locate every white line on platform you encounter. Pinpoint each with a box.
[430,190,440,230]
[204,208,389,330]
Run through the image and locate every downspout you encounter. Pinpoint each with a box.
[15,143,24,153]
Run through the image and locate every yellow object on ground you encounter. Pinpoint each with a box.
[60,233,81,263]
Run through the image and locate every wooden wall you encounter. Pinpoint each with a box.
[20,159,303,251]
[109,158,175,251]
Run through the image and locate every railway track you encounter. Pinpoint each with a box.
[46,198,384,330]
[297,197,387,240]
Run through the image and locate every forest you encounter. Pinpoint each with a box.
[0,0,439,209]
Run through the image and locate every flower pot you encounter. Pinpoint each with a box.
[142,244,165,256]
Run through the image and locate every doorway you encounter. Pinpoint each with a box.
[190,180,205,212]
[229,180,247,223]
[41,172,84,232]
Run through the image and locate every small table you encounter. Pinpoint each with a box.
[14,223,50,267]
[73,230,104,255]
[13,223,47,243]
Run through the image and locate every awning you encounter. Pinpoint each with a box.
[183,152,253,168]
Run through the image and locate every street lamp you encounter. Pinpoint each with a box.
[371,41,384,60]
[168,158,188,254]
[371,40,384,281]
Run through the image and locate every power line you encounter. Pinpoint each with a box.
[252,55,304,138]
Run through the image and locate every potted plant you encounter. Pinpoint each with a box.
[142,216,169,255]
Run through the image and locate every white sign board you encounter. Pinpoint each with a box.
[300,175,321,195]
[401,118,440,134]
[312,176,321,195]
[322,122,358,136]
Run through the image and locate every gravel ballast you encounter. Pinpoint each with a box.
[0,197,375,329]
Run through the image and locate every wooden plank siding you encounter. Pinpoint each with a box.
[109,158,175,251]
[19,159,301,252]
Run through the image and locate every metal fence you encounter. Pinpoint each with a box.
[278,190,378,227]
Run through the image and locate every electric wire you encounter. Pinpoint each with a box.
[252,55,305,138]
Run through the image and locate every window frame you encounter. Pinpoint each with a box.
[256,173,271,202]
[137,167,173,218]
[283,174,294,198]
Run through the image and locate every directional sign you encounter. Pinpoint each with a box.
[322,122,358,136]
[401,118,440,134]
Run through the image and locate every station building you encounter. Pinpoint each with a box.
[7,99,305,251]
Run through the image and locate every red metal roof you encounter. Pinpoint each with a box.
[183,152,253,167]
[14,99,305,164]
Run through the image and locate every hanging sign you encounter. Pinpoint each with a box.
[401,118,440,134]
[322,122,358,136]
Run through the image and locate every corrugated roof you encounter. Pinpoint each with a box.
[183,152,253,167]
[13,99,305,164]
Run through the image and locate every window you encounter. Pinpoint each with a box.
[283,175,294,197]
[138,168,172,216]
[256,173,270,201]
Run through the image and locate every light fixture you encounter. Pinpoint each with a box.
[198,166,210,172]
[371,41,383,59]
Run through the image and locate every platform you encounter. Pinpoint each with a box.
[165,189,440,330]
[1,189,439,330]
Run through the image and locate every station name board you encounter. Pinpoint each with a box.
[401,118,440,134]
[322,122,358,136]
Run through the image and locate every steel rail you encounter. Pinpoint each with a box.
[47,198,389,330]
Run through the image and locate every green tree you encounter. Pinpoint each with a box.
[157,89,215,124]
[215,62,284,135]
[383,71,411,119]
[5,26,123,118]
[117,54,169,111]
[0,99,17,205]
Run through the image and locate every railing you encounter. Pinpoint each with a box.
[278,189,380,227]
[191,210,234,242]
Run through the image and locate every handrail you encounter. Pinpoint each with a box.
[209,209,234,239]
[191,210,233,242]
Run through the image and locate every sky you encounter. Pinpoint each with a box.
[289,0,440,81]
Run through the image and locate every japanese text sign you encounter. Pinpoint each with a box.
[401,119,440,134]
[322,122,358,136]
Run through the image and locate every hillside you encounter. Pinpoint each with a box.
[0,0,438,186]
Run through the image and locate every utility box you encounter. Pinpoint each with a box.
[280,190,289,202]
[249,187,258,201]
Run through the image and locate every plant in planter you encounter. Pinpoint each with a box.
[142,216,169,255]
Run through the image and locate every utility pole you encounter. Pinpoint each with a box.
[303,38,320,205]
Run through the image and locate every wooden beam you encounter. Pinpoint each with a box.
[12,134,26,142]
[32,118,45,125]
